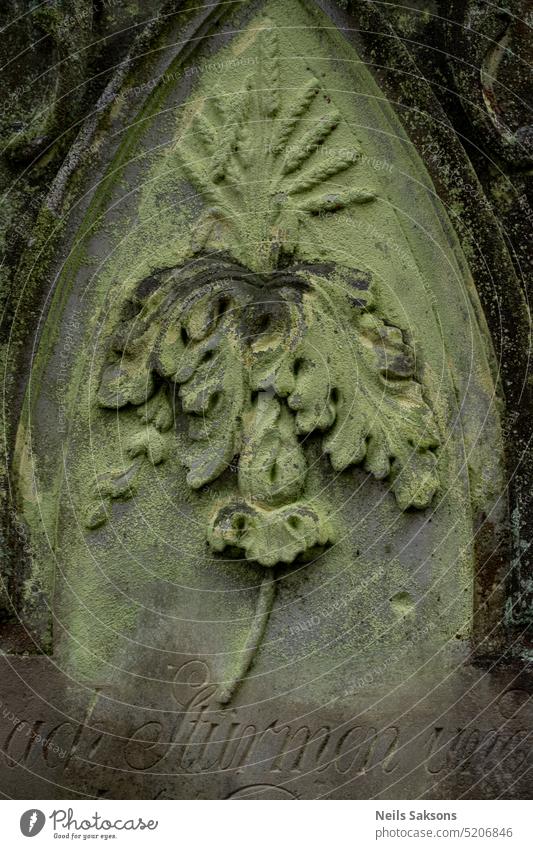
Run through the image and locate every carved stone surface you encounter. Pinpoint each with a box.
[0,655,532,800]
[0,0,531,799]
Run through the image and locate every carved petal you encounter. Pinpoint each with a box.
[208,501,330,568]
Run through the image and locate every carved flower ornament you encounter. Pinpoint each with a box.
[86,19,441,552]
[84,18,442,700]
[87,254,440,561]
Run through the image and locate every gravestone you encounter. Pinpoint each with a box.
[1,0,531,799]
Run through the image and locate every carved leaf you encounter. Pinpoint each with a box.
[287,276,440,510]
[97,322,157,408]
[274,76,318,151]
[154,281,247,489]
[178,330,244,489]
[281,112,340,175]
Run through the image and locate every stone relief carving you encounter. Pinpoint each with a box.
[87,256,440,702]
[86,20,441,561]
[87,256,441,559]
[83,19,443,701]
[0,0,529,804]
